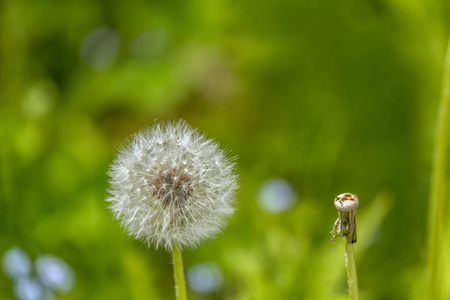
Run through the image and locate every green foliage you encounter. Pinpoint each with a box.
[1,0,449,299]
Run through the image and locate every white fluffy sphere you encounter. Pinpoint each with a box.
[107,120,238,250]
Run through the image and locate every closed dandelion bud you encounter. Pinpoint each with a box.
[334,193,359,212]
[330,193,359,244]
[330,193,360,299]
[106,120,238,251]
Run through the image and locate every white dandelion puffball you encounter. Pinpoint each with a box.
[107,120,238,250]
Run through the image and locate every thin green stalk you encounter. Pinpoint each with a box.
[172,244,187,300]
[426,37,450,300]
[345,240,359,300]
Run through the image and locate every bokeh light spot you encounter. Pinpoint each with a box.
[35,255,75,293]
[2,247,31,280]
[14,277,43,300]
[187,262,223,294]
[80,27,120,70]
[257,178,297,213]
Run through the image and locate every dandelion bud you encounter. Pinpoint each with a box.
[330,193,359,244]
[106,120,238,251]
[334,193,359,212]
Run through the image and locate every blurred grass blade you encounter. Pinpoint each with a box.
[426,37,450,300]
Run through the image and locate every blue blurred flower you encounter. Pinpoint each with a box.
[35,255,75,293]
[2,247,31,281]
[257,178,296,213]
[14,277,43,300]
[2,247,75,300]
[187,262,223,294]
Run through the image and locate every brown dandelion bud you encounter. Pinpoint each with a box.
[330,193,359,244]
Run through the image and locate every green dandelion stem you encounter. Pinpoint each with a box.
[345,240,359,300]
[172,244,188,300]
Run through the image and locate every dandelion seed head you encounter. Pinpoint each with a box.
[107,120,238,251]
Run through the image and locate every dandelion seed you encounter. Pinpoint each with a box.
[106,120,238,251]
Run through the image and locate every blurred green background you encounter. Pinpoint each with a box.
[1,0,450,299]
